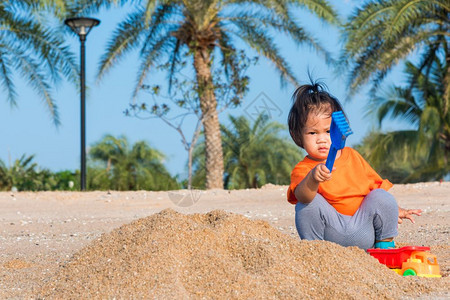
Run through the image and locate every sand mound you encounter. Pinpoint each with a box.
[3,259,32,269]
[38,209,433,299]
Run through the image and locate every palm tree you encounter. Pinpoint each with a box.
[341,0,449,107]
[356,57,449,182]
[72,0,338,188]
[192,113,304,189]
[0,1,78,125]
[0,154,56,191]
[356,131,422,183]
[89,134,179,190]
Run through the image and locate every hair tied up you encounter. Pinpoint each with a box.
[312,83,321,94]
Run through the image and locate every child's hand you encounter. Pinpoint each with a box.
[311,163,332,183]
[398,207,422,224]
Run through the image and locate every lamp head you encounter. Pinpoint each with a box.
[65,17,100,39]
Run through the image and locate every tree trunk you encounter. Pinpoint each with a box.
[187,118,203,189]
[443,50,449,116]
[193,49,224,189]
[442,51,450,165]
[187,145,193,189]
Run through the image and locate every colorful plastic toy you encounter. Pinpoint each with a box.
[325,111,353,172]
[367,246,441,277]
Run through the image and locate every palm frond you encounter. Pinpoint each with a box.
[67,0,132,16]
[143,0,160,25]
[228,0,339,24]
[133,35,176,99]
[97,10,146,81]
[370,86,422,127]
[342,0,449,95]
[2,12,73,80]
[167,39,182,92]
[292,0,339,24]
[226,9,334,65]
[140,4,177,51]
[232,18,297,85]
[0,51,17,105]
[0,2,80,125]
[215,28,240,77]
[12,48,59,126]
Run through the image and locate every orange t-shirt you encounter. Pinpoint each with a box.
[287,147,393,216]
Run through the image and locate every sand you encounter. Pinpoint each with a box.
[0,182,449,299]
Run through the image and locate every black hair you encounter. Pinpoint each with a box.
[288,80,345,148]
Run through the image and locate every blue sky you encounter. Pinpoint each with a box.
[0,1,410,178]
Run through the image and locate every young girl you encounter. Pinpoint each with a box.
[287,82,421,250]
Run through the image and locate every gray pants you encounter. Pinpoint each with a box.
[295,189,398,250]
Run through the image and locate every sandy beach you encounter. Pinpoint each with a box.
[0,182,448,298]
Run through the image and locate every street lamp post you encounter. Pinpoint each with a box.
[65,17,100,191]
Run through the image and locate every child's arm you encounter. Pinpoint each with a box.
[398,207,422,224]
[294,163,332,204]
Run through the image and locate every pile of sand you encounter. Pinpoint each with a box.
[38,209,434,299]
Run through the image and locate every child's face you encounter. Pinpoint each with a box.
[301,108,332,161]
